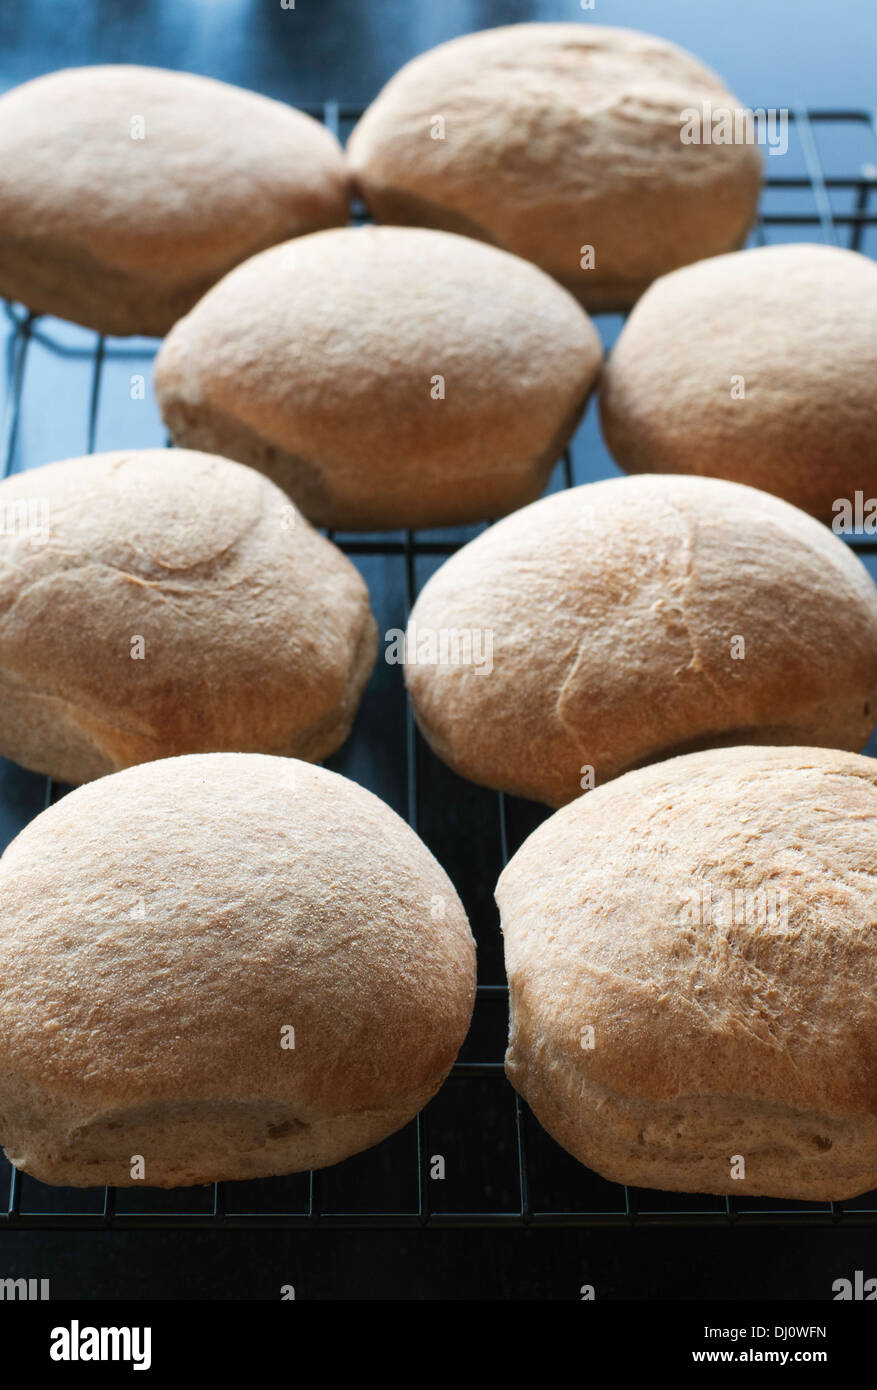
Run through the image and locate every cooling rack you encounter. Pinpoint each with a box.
[1,105,876,1229]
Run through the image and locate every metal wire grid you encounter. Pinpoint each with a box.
[1,105,876,1228]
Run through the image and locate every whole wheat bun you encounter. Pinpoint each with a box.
[498,744,877,1200]
[0,66,349,336]
[0,753,476,1188]
[153,225,602,530]
[0,450,376,783]
[600,243,877,521]
[347,23,762,311]
[405,475,877,807]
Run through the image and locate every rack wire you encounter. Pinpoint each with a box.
[1,106,876,1228]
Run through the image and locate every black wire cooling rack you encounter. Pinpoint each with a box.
[1,106,876,1229]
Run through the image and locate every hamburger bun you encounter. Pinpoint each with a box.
[154,225,602,530]
[498,744,877,1200]
[0,753,476,1187]
[599,243,877,520]
[0,449,376,783]
[405,474,877,806]
[348,23,762,310]
[0,66,349,335]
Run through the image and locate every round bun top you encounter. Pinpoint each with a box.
[154,225,602,529]
[0,65,349,331]
[0,754,476,1116]
[405,474,877,805]
[348,24,762,308]
[0,449,376,780]
[600,243,877,519]
[498,744,877,1116]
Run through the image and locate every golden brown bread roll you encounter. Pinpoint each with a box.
[0,450,376,783]
[498,745,877,1200]
[0,754,476,1187]
[405,475,877,806]
[599,243,877,520]
[348,23,762,310]
[0,66,349,335]
[153,226,602,530]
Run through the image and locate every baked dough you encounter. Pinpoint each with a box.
[0,66,349,335]
[154,225,603,530]
[0,754,476,1186]
[498,744,877,1200]
[405,474,877,806]
[0,449,376,782]
[599,243,877,521]
[348,24,762,310]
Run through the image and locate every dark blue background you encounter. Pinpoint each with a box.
[0,0,874,108]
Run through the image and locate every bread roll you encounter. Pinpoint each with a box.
[0,450,376,783]
[498,745,877,1200]
[0,753,476,1187]
[0,66,349,336]
[153,225,602,530]
[347,24,762,311]
[404,475,877,807]
[600,243,877,521]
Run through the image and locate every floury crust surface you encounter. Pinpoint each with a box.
[0,450,377,783]
[153,225,602,530]
[0,66,349,335]
[347,23,762,310]
[497,745,877,1200]
[405,474,877,807]
[0,755,476,1187]
[600,244,877,520]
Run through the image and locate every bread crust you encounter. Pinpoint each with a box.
[405,475,877,806]
[153,226,603,530]
[0,66,350,335]
[600,243,877,520]
[0,450,377,782]
[0,754,476,1186]
[347,24,762,310]
[497,745,877,1199]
